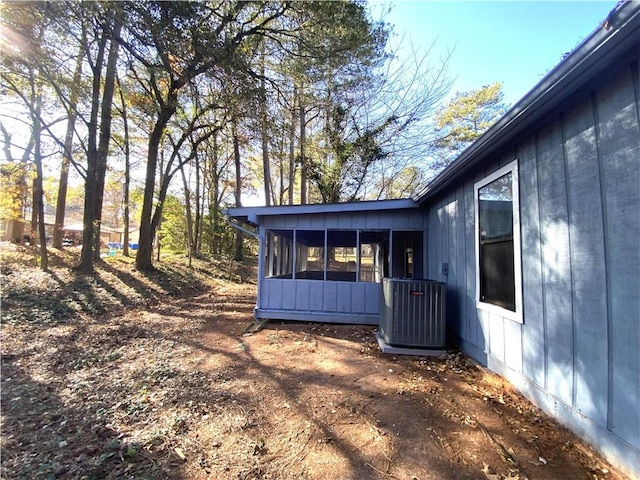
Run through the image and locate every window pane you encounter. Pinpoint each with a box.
[265,230,293,279]
[478,172,515,311]
[391,231,423,279]
[295,230,325,280]
[359,230,389,283]
[327,230,356,281]
[479,172,513,240]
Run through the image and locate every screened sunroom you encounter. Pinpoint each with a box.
[226,199,428,324]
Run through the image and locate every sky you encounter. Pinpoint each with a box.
[378,0,618,106]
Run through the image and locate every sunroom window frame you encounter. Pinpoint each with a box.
[474,160,523,323]
[259,227,426,284]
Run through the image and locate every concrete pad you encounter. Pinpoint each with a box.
[375,332,447,357]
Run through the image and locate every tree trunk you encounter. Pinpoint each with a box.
[179,159,195,264]
[210,132,220,255]
[54,42,84,249]
[150,169,172,238]
[30,178,37,243]
[78,31,107,272]
[135,142,159,269]
[261,105,272,206]
[260,50,272,206]
[92,18,122,261]
[232,125,243,261]
[279,140,285,206]
[54,144,71,249]
[299,99,307,205]
[135,102,178,271]
[32,84,47,270]
[288,85,297,205]
[117,73,131,257]
[194,152,202,254]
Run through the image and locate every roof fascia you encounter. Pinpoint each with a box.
[225,198,419,224]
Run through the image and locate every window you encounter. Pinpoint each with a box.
[327,230,357,281]
[475,161,522,321]
[359,230,389,282]
[264,230,293,278]
[295,230,325,280]
[391,230,423,279]
[264,228,422,283]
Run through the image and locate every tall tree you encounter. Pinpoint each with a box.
[178,157,194,265]
[201,130,235,255]
[433,82,507,170]
[310,103,394,203]
[0,1,55,268]
[90,13,123,261]
[114,72,132,256]
[259,44,272,206]
[265,2,451,203]
[53,33,85,249]
[77,5,123,271]
[231,122,244,261]
[119,1,289,271]
[29,76,47,269]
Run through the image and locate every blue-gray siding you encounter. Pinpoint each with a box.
[427,62,639,474]
[259,208,425,231]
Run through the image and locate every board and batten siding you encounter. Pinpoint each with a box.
[259,208,424,231]
[426,63,639,474]
[256,208,428,324]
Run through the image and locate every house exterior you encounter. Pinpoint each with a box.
[227,2,639,476]
[62,222,121,245]
[0,219,25,243]
[415,2,639,477]
[227,198,425,324]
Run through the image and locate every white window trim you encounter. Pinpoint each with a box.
[474,160,523,323]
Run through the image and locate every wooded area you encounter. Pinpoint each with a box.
[0,1,502,273]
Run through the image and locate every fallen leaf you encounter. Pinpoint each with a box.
[174,447,186,461]
[482,462,500,480]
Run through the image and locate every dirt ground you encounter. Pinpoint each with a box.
[0,250,628,479]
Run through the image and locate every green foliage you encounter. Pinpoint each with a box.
[0,0,452,268]
[309,104,393,203]
[433,82,507,167]
[158,195,187,253]
[200,209,236,256]
[285,1,389,80]
[376,165,427,199]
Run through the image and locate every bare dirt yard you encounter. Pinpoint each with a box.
[0,246,628,479]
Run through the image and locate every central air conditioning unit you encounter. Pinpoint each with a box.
[379,278,446,348]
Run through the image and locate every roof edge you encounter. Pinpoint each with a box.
[414,0,639,204]
[225,198,418,223]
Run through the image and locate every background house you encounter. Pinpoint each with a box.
[228,2,639,476]
[62,222,120,245]
[0,219,25,243]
